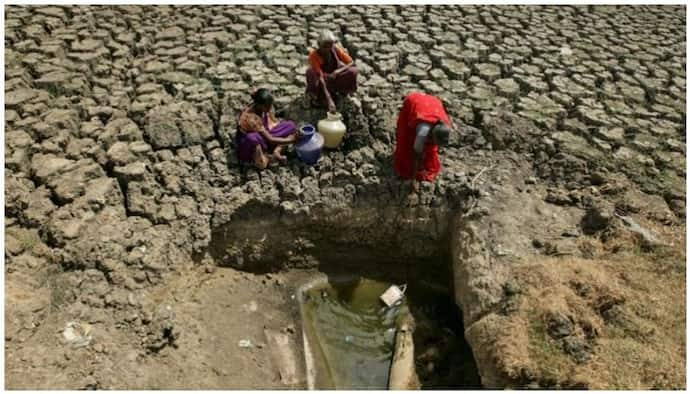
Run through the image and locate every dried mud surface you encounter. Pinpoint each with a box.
[4,5,686,389]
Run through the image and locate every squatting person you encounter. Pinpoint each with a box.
[394,92,452,191]
[235,88,299,169]
[305,29,358,112]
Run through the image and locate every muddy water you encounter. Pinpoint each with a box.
[302,277,481,389]
[302,278,404,389]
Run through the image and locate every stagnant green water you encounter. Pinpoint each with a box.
[303,278,404,389]
[301,277,481,389]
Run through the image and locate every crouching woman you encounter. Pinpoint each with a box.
[235,88,298,169]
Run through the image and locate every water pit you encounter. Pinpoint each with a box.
[208,201,482,389]
[299,275,480,389]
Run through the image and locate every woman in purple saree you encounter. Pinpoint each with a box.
[235,88,299,169]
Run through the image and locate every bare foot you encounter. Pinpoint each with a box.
[273,153,287,164]
[273,147,287,164]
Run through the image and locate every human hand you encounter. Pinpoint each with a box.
[338,63,354,73]
[410,180,420,194]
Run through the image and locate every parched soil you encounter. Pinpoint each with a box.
[4,4,686,390]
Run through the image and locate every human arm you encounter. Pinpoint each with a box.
[310,50,337,111]
[411,155,421,193]
[336,46,353,65]
[333,62,355,76]
[258,126,296,145]
[241,110,296,145]
[319,72,336,112]
[410,122,432,192]
[264,112,299,145]
[333,46,355,75]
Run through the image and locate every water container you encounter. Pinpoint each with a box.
[295,124,324,165]
[318,112,347,148]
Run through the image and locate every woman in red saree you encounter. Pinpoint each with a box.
[394,92,452,190]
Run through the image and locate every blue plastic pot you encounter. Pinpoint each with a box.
[295,124,324,165]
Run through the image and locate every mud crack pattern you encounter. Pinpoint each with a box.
[4,5,686,389]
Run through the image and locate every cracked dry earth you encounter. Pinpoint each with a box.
[4,4,687,390]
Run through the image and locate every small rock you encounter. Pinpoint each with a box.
[546,311,575,339]
[501,296,521,315]
[113,161,147,181]
[545,190,573,206]
[668,198,685,218]
[571,280,593,297]
[495,244,511,256]
[285,324,296,334]
[617,214,663,248]
[128,293,138,307]
[581,205,611,235]
[590,171,607,186]
[532,239,544,248]
[238,339,254,348]
[562,336,590,364]
[503,280,520,296]
[205,265,216,274]
[83,375,98,389]
[543,241,559,255]
[561,229,581,238]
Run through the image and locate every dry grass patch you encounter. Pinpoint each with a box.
[491,224,685,389]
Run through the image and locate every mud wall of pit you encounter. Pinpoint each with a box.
[449,217,513,388]
[207,197,459,288]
